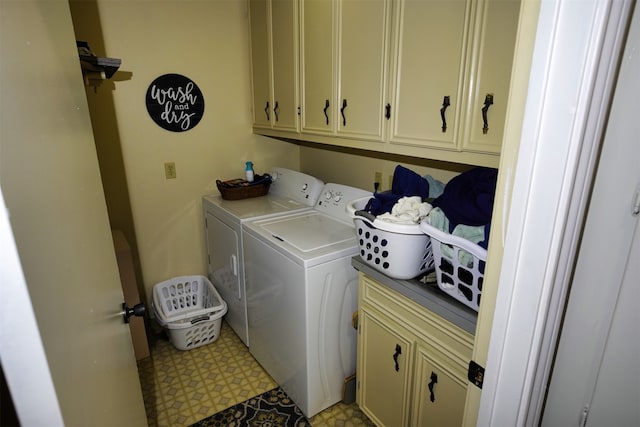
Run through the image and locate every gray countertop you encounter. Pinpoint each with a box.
[351,256,478,334]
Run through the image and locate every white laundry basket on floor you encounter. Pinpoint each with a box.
[152,275,227,350]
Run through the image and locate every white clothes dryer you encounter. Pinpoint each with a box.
[202,168,323,346]
[242,183,372,417]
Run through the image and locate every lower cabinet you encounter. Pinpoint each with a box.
[412,344,468,426]
[357,273,473,426]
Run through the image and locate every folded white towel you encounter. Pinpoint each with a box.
[377,196,433,224]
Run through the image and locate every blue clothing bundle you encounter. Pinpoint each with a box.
[364,165,430,215]
[431,167,498,248]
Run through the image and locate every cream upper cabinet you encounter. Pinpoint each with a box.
[462,0,520,153]
[251,0,521,167]
[388,0,471,150]
[357,273,474,427]
[337,0,389,141]
[249,0,299,133]
[388,0,519,154]
[271,0,299,132]
[300,0,334,134]
[300,0,389,141]
[249,0,272,129]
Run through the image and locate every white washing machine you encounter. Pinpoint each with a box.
[202,168,323,346]
[242,183,372,417]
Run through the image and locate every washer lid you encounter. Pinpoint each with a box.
[258,211,355,252]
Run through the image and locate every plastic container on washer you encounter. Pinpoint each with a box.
[245,161,254,182]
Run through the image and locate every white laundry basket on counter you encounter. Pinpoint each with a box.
[152,275,227,350]
[347,197,435,280]
[419,221,487,312]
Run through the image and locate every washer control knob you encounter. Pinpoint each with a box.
[325,191,333,200]
[334,195,342,202]
[302,183,308,191]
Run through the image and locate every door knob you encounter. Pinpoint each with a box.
[122,302,146,323]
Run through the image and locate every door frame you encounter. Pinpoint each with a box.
[475,0,636,425]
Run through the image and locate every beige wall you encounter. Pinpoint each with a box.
[300,145,470,193]
[69,0,300,300]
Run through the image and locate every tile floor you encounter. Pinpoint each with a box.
[138,321,375,427]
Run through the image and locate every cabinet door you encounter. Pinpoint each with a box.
[338,0,389,141]
[249,0,272,128]
[358,308,414,427]
[271,0,299,132]
[300,0,335,134]
[389,0,470,149]
[412,345,467,427]
[462,0,520,153]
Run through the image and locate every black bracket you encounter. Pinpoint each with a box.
[481,94,494,134]
[440,96,450,132]
[393,344,402,372]
[468,360,485,389]
[323,99,330,125]
[428,372,438,402]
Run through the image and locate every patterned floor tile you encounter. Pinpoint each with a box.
[138,321,373,426]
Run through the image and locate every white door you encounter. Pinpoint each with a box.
[0,1,147,425]
[469,1,636,425]
[586,231,639,426]
[541,157,640,425]
[540,4,640,421]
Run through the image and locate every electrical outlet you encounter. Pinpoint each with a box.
[374,171,382,190]
[164,162,177,179]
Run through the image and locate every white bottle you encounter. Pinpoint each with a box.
[245,161,254,182]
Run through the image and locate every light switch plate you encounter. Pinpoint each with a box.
[164,162,177,179]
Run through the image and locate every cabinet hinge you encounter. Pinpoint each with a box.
[468,360,485,389]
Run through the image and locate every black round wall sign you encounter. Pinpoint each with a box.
[145,73,204,132]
